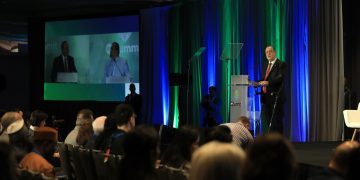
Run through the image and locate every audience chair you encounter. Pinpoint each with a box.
[107,154,122,180]
[57,142,75,179]
[78,148,97,180]
[68,145,86,180]
[92,150,109,180]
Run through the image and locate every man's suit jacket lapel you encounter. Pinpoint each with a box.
[262,60,279,80]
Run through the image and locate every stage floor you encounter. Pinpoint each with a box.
[292,141,342,167]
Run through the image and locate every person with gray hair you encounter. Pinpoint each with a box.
[64,109,93,146]
[0,112,32,161]
[189,141,246,180]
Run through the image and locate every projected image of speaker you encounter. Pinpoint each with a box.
[43,16,139,101]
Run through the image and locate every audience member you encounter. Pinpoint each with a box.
[29,110,48,137]
[158,126,200,179]
[20,127,58,178]
[222,116,254,149]
[346,145,360,180]
[94,115,117,150]
[95,104,135,155]
[0,142,18,180]
[119,125,159,180]
[64,109,93,146]
[0,112,32,161]
[92,116,106,136]
[205,125,232,143]
[243,133,297,180]
[189,141,246,180]
[84,115,106,149]
[76,123,93,147]
[309,141,360,180]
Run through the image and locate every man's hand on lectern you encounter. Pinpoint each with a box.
[259,81,269,86]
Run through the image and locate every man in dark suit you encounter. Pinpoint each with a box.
[51,41,77,82]
[125,83,142,123]
[259,46,286,134]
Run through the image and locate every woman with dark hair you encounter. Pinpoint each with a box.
[119,125,159,180]
[29,110,48,137]
[158,126,199,179]
[93,115,117,150]
[94,104,135,156]
[205,125,233,143]
[243,133,297,180]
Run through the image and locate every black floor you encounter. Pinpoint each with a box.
[292,141,343,180]
[293,141,341,167]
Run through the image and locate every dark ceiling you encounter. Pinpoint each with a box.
[0,0,180,38]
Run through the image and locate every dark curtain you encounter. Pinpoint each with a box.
[309,0,344,141]
[140,7,170,125]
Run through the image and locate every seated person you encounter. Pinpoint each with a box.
[189,141,246,180]
[20,127,58,178]
[309,141,360,180]
[64,109,93,146]
[158,127,200,179]
[29,110,48,137]
[243,133,297,180]
[119,126,159,180]
[0,112,32,161]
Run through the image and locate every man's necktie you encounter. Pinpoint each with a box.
[262,62,272,93]
[64,57,68,72]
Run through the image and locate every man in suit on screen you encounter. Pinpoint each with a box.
[258,46,286,134]
[51,41,77,82]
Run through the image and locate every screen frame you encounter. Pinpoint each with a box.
[30,12,142,103]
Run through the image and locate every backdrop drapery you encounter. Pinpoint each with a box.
[140,0,344,141]
[140,7,170,125]
[309,0,344,141]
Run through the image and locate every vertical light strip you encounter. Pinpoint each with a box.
[169,7,182,128]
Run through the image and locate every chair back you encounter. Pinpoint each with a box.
[68,145,86,180]
[92,150,109,180]
[78,148,97,180]
[107,154,122,180]
[57,142,74,179]
[343,109,360,128]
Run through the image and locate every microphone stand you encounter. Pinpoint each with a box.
[268,84,283,133]
[186,57,193,125]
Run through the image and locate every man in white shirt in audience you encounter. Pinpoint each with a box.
[64,109,93,146]
[221,116,254,149]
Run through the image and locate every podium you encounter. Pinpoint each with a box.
[105,76,130,84]
[230,75,250,122]
[57,73,78,83]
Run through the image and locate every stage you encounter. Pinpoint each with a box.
[292,141,342,180]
